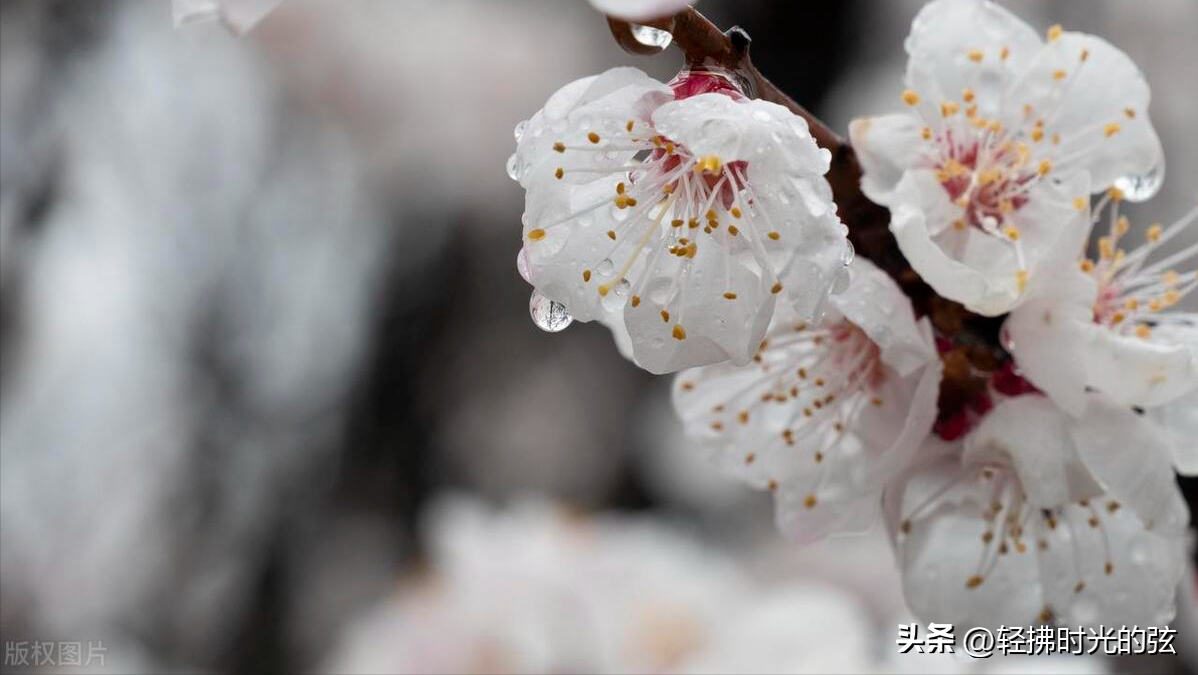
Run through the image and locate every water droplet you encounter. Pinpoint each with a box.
[529,290,573,333]
[513,120,528,143]
[597,259,615,276]
[1113,161,1165,203]
[631,24,672,49]
[506,153,520,182]
[613,279,631,297]
[840,241,855,267]
[516,247,531,284]
[831,268,851,294]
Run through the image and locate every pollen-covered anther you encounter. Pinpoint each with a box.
[723,292,737,300]
[630,295,641,308]
[554,167,564,180]
[528,228,546,242]
[1047,24,1063,41]
[803,494,818,509]
[582,269,592,282]
[940,101,960,117]
[672,324,687,340]
[771,282,783,294]
[1038,159,1053,176]
[767,231,781,240]
[697,155,722,175]
[966,575,984,589]
[967,49,984,62]
[1003,225,1021,241]
[902,89,921,106]
[1104,122,1122,138]
[1052,69,1068,81]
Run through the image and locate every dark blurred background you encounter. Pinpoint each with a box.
[1,1,1195,672]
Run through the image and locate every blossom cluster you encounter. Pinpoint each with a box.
[511,0,1196,630]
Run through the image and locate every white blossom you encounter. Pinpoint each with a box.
[513,67,849,373]
[1005,199,1198,417]
[672,259,941,544]
[849,0,1163,316]
[886,394,1189,629]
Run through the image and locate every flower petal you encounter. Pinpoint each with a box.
[964,395,1099,509]
[1003,267,1098,417]
[847,114,929,206]
[172,0,283,33]
[904,0,1042,119]
[1036,489,1188,627]
[1151,387,1198,475]
[1004,32,1162,190]
[1068,395,1187,535]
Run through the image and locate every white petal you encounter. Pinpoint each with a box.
[891,458,1045,629]
[1004,32,1162,190]
[830,259,938,377]
[847,114,929,206]
[1068,395,1186,535]
[964,396,1097,509]
[587,0,695,22]
[890,169,1090,316]
[1036,490,1188,627]
[1003,267,1098,417]
[1082,326,1197,410]
[1152,387,1198,475]
[904,0,1042,119]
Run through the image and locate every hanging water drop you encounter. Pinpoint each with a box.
[596,258,615,276]
[631,24,673,49]
[513,120,528,142]
[529,290,573,333]
[840,240,855,267]
[506,153,520,182]
[1113,161,1165,203]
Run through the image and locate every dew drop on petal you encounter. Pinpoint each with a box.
[506,153,520,182]
[1113,161,1165,203]
[630,24,673,49]
[529,289,573,333]
[516,247,532,284]
[840,240,856,268]
[513,120,528,143]
[597,258,615,276]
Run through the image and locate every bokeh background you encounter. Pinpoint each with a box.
[1,1,1195,673]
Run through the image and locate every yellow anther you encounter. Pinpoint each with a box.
[723,292,737,300]
[1052,132,1061,145]
[1038,159,1053,176]
[1080,48,1090,62]
[1146,224,1163,242]
[966,575,984,589]
[1124,298,1139,310]
[528,228,546,241]
[962,88,976,103]
[598,284,611,297]
[1003,225,1021,241]
[1016,269,1030,292]
[606,230,617,241]
[1136,324,1152,339]
[1031,126,1045,142]
[660,309,670,323]
[738,411,750,425]
[988,120,1004,133]
[661,184,675,195]
[587,131,601,144]
[1080,259,1095,273]
[1053,69,1068,81]
[1111,311,1125,325]
[626,120,635,132]
[1149,298,1163,312]
[672,324,687,340]
[1164,290,1181,306]
[665,142,675,154]
[965,104,979,119]
[902,89,921,106]
[552,141,566,153]
[1163,270,1179,285]
[771,282,783,294]
[1104,122,1122,137]
[803,494,818,509]
[554,167,564,180]
[630,295,641,308]
[953,219,967,231]
[1124,108,1137,119]
[670,218,684,228]
[697,155,722,174]
[1073,196,1087,211]
[730,207,742,219]
[1108,186,1125,201]
[767,231,781,240]
[582,269,592,282]
[1047,24,1063,41]
[941,100,960,117]
[978,168,1001,185]
[1000,46,1011,60]
[921,127,933,140]
[1098,236,1114,259]
[968,49,984,62]
[1000,199,1015,214]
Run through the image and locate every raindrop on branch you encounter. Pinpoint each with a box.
[631,24,672,49]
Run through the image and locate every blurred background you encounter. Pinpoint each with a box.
[0,1,1195,673]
